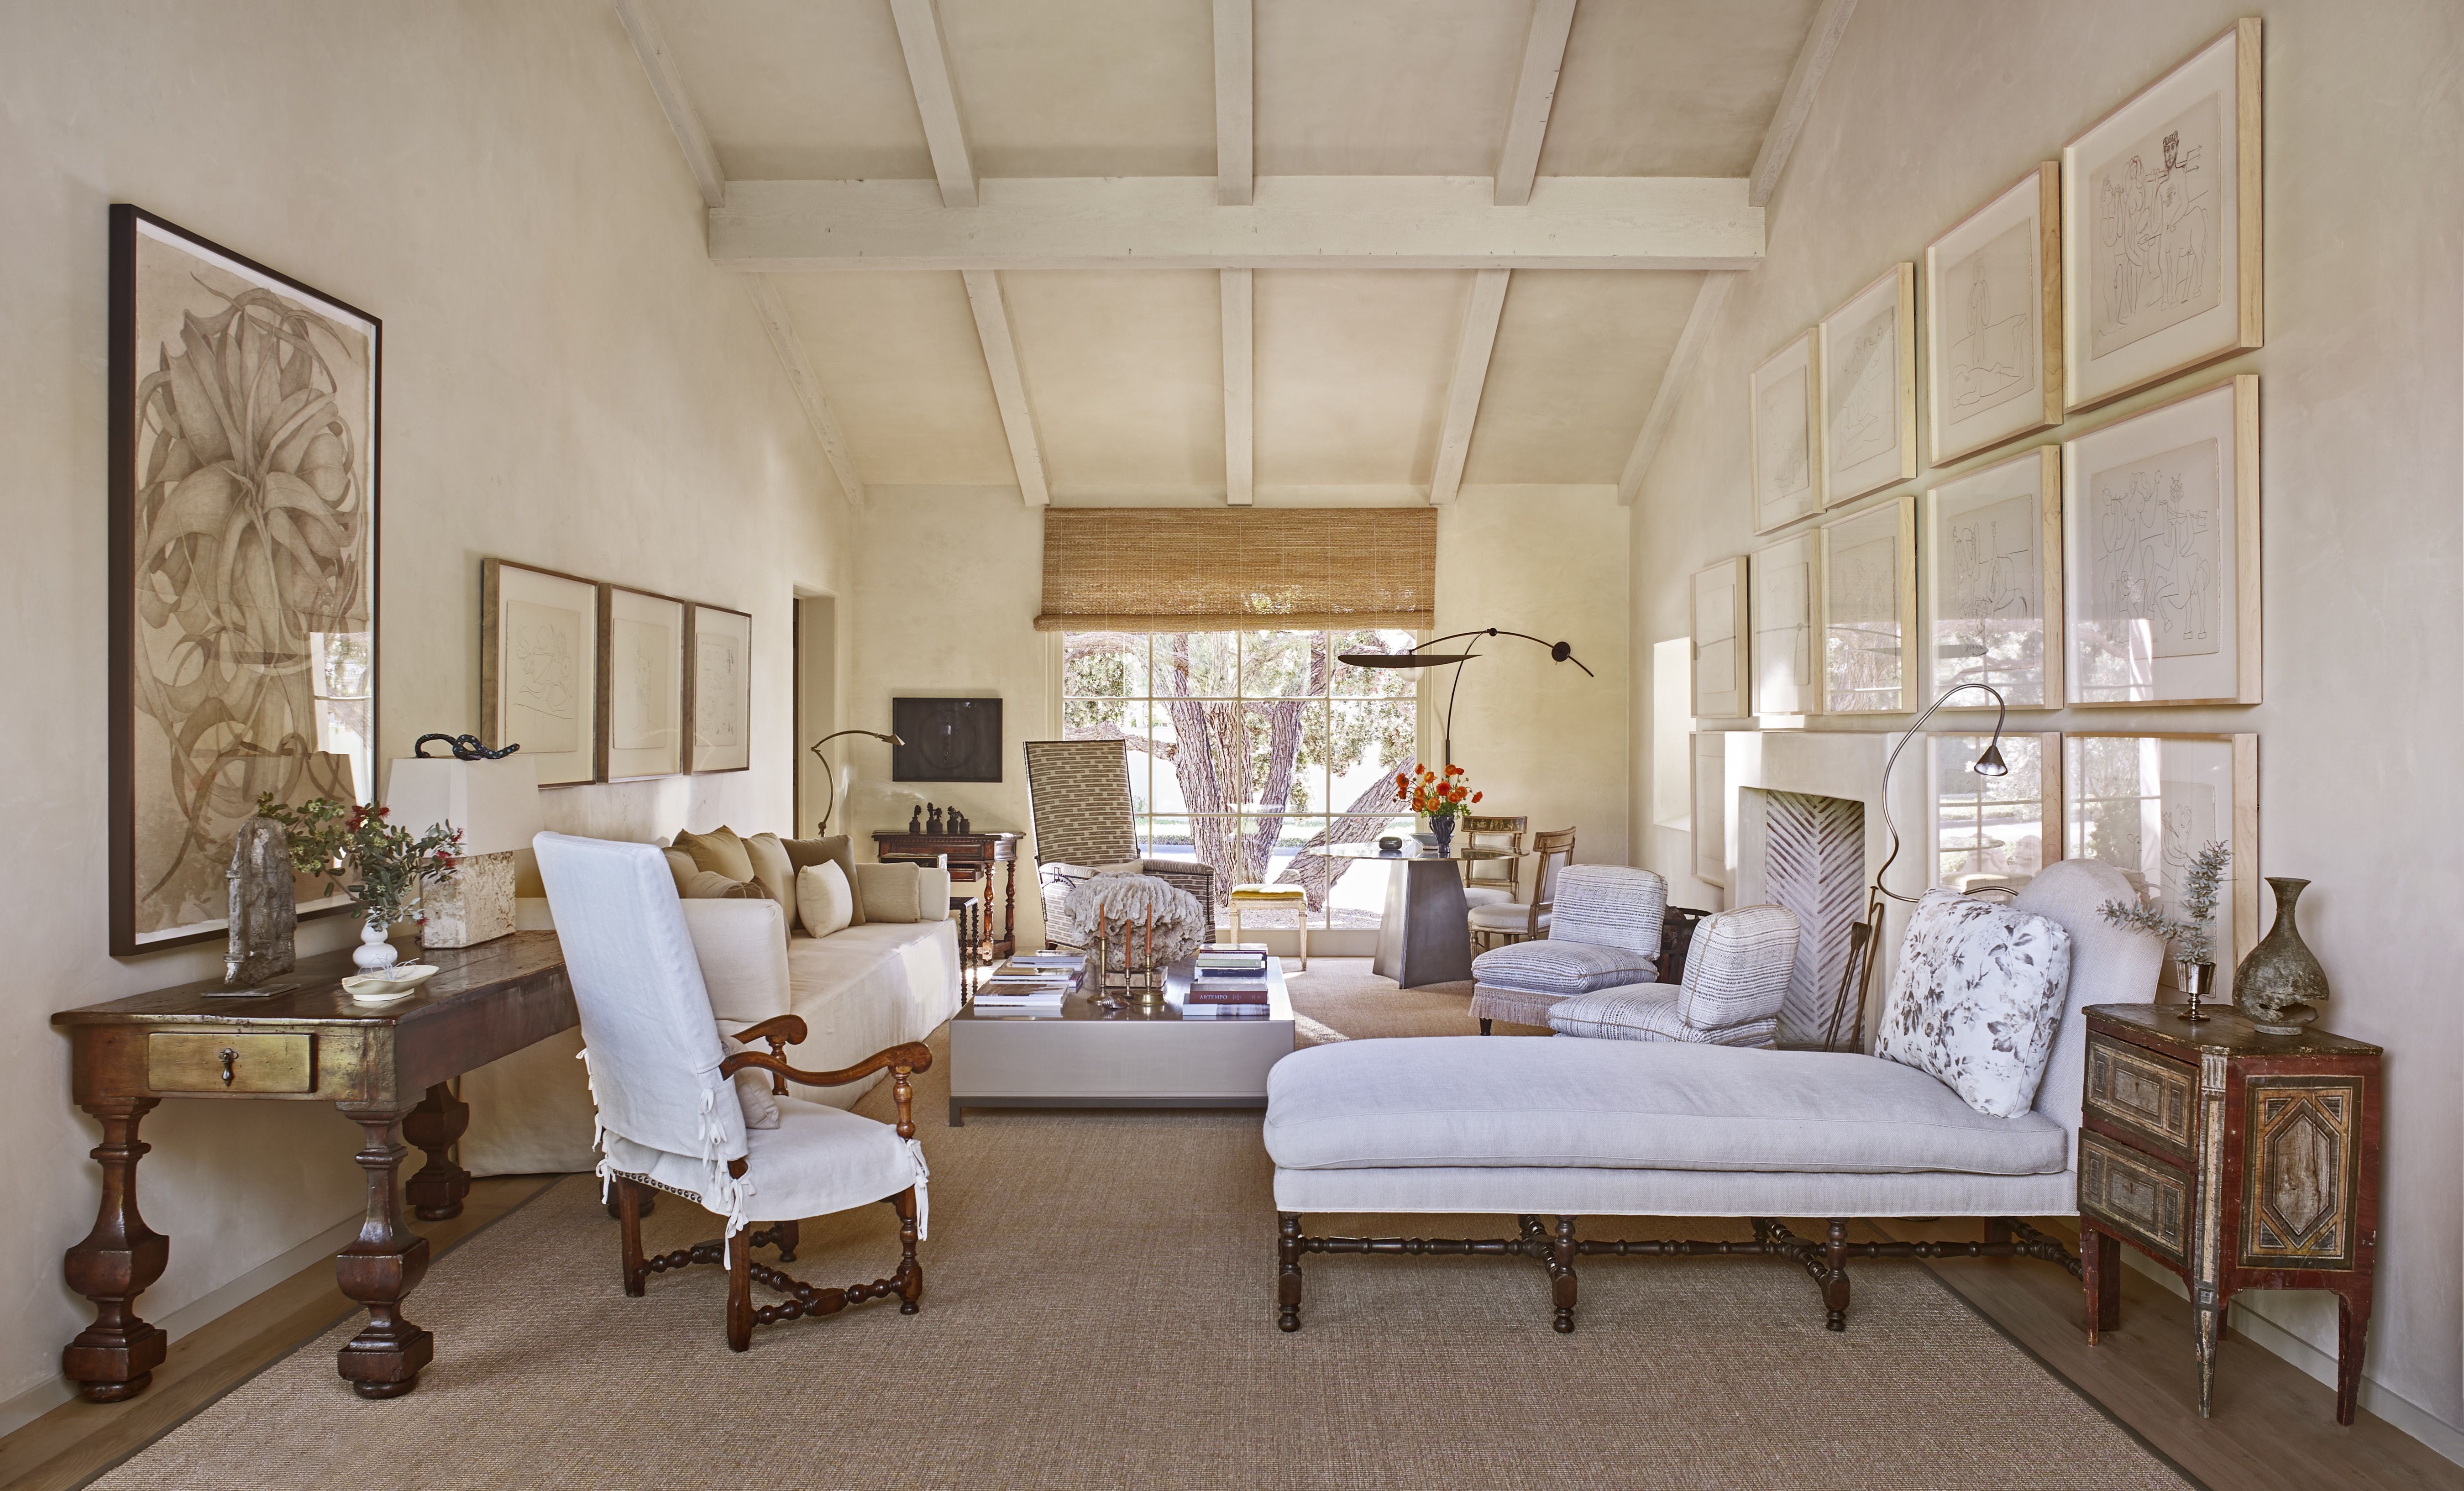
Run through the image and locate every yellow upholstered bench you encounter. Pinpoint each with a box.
[1227,884,1308,970]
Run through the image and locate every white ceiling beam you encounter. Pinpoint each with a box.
[1747,0,1856,208]
[613,0,725,208]
[1428,269,1512,506]
[743,278,867,506]
[714,176,1761,271]
[1494,0,1578,207]
[887,0,979,209]
[1212,0,1253,206]
[1220,269,1253,506]
[1617,271,1736,506]
[959,270,1050,508]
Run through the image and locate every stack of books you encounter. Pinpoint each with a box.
[1185,944,1272,1018]
[973,960,1079,1016]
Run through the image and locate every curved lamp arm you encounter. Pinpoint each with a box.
[807,729,903,837]
[1336,627,1595,770]
[1870,684,2009,908]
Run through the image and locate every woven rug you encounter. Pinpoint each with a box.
[97,961,2184,1491]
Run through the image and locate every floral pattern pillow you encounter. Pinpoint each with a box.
[1874,889,2074,1118]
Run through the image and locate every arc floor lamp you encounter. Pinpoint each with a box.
[808,729,902,837]
[1337,628,1595,768]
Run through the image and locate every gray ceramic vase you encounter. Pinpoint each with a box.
[2236,877,2330,1035]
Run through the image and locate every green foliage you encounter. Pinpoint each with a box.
[2100,839,2230,965]
[256,793,461,927]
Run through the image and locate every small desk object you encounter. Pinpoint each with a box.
[1322,843,1507,989]
[2077,1003,2380,1423]
[874,830,1021,963]
[52,933,574,1402]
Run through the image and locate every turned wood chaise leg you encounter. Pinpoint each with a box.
[1821,1219,1851,1332]
[616,1180,648,1297]
[1276,1213,1304,1332]
[1551,1216,1578,1333]
[2081,1222,2121,1343]
[725,1227,754,1352]
[892,1187,923,1314]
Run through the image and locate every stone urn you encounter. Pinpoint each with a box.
[2235,877,2329,1035]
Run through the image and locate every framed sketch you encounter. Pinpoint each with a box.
[1923,731,2062,893]
[1818,265,1917,505]
[1926,165,2062,465]
[2064,732,2259,998]
[1924,446,2063,708]
[482,560,599,786]
[2062,20,2263,411]
[1749,331,1822,533]
[110,206,379,954]
[598,586,686,782]
[1690,732,1728,889]
[2062,375,2259,706]
[1819,495,1917,714]
[1688,558,1751,719]
[685,603,754,774]
[1749,531,1821,717]
[892,697,1004,782]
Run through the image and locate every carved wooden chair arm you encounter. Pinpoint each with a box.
[718,1041,936,1138]
[731,1014,811,1094]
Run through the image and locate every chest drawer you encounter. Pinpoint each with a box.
[147,1033,314,1093]
[2085,1034,2195,1165]
[2079,1130,2191,1265]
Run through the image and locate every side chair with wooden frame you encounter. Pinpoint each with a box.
[1466,828,1575,952]
[1458,815,1529,909]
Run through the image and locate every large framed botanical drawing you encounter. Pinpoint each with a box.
[685,603,754,774]
[1818,496,1916,714]
[1925,165,2062,465]
[1923,446,2063,708]
[1688,557,1751,719]
[1690,732,1728,889]
[482,560,600,786]
[598,585,687,782]
[1923,731,2062,893]
[2064,732,2258,998]
[2062,376,2259,706]
[1818,265,1917,506]
[110,206,378,955]
[1749,532,1821,717]
[2061,20,2263,411]
[1749,331,1821,533]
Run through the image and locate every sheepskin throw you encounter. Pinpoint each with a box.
[1055,873,1209,969]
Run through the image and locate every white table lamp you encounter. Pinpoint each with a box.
[384,753,545,947]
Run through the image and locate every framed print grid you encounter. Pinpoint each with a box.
[110,205,379,954]
[686,603,754,774]
[482,559,600,786]
[2064,732,2258,998]
[1926,164,2063,465]
[1924,446,2063,709]
[1750,331,1822,534]
[1819,494,1917,714]
[1818,264,1918,506]
[598,585,687,782]
[1689,556,1751,719]
[1924,731,2062,893]
[1750,531,1822,717]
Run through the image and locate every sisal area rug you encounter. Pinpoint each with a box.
[98,962,2184,1491]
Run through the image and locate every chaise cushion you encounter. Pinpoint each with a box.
[1547,985,1778,1047]
[1874,889,2073,1118]
[1470,938,1656,995]
[1263,1037,2067,1176]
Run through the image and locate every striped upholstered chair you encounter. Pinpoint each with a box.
[1468,865,1666,1034]
[1544,903,1800,1048]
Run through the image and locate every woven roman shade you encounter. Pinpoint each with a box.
[1035,508,1436,632]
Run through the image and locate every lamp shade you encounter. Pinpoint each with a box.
[384,755,544,858]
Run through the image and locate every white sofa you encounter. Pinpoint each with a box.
[1262,858,2162,1333]
[461,861,960,1176]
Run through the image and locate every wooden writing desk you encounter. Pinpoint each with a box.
[51,932,573,1402]
[874,830,1022,962]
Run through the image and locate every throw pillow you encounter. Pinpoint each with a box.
[743,833,800,929]
[679,870,754,899]
[797,861,855,937]
[675,826,755,884]
[660,847,699,896]
[783,835,865,925]
[1873,889,2074,1118]
[857,861,924,923]
[719,1034,781,1129]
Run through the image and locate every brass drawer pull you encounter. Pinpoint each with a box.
[219,1048,238,1087]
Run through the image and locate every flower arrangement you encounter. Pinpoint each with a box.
[2100,840,2230,965]
[257,794,461,930]
[1395,762,1482,819]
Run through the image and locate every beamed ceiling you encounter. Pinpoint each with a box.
[619,0,1854,507]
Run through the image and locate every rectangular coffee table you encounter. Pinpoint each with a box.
[947,958,1295,1125]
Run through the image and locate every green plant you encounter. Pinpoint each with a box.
[257,794,460,928]
[2100,840,2230,965]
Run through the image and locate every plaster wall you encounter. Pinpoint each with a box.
[1629,0,2464,1433]
[0,0,845,1408]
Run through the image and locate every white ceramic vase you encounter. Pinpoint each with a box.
[354,915,401,972]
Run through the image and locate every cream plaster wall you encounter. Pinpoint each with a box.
[0,0,844,1409]
[1628,0,2464,1433]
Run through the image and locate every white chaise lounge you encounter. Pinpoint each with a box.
[1262,859,2161,1333]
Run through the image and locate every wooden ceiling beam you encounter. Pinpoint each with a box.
[1212,0,1253,207]
[1748,0,1856,207]
[960,271,1051,507]
[887,0,979,208]
[1494,0,1578,207]
[744,278,868,506]
[1428,269,1511,506]
[1617,271,1736,506]
[1221,269,1253,505]
[613,0,725,208]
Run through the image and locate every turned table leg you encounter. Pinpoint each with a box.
[402,1082,471,1222]
[2081,1222,2121,1343]
[334,1108,434,1398]
[61,1097,169,1402]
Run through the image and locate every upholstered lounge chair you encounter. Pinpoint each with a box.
[1546,903,1798,1047]
[1024,738,1215,942]
[1468,864,1667,1033]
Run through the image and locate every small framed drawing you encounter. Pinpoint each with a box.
[598,585,687,782]
[1690,732,1727,889]
[2064,731,2259,998]
[1923,446,2063,708]
[1925,165,2062,465]
[1818,265,1917,506]
[1689,557,1751,719]
[2062,375,2259,706]
[2061,20,2263,411]
[482,559,600,787]
[1819,495,1917,714]
[1750,331,1822,533]
[1749,531,1822,717]
[684,604,754,774]
[1923,731,2062,893]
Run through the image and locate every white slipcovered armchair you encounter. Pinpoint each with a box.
[1546,904,1799,1047]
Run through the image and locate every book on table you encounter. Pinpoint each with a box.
[1185,980,1269,1001]
[1181,1001,1270,1018]
[1010,953,1087,969]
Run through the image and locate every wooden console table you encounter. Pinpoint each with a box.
[2078,1003,2380,1423]
[51,932,573,1402]
[873,830,1021,962]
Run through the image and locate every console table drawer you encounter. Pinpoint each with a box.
[2085,1034,2195,1165]
[2079,1131,2191,1266]
[147,1033,314,1093]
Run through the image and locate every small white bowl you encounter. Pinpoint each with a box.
[343,965,441,1001]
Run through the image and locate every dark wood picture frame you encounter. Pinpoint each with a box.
[110,205,381,956]
[596,583,688,783]
[683,602,754,775]
[891,698,1003,782]
[480,558,601,787]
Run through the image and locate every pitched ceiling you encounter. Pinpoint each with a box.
[631,0,1839,506]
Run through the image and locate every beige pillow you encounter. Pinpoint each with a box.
[744,833,799,929]
[856,861,924,923]
[783,835,865,925]
[797,862,855,937]
[680,869,754,899]
[719,1035,781,1129]
[661,847,699,895]
[675,826,755,883]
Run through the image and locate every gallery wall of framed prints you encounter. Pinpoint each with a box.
[1749,532,1822,717]
[1923,446,2063,708]
[1818,495,1917,714]
[685,603,755,775]
[1750,331,1823,533]
[1818,265,1918,507]
[1689,557,1751,720]
[1924,164,2062,466]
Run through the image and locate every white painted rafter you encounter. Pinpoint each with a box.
[1617,271,1736,505]
[744,278,868,505]
[887,0,979,208]
[1494,0,1577,207]
[1747,0,1856,208]
[1220,269,1253,505]
[1212,0,1253,206]
[1428,269,1511,506]
[960,271,1050,507]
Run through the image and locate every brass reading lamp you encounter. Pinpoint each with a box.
[808,729,903,837]
[1337,629,1594,767]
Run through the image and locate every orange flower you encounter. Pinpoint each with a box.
[1472,792,1483,803]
